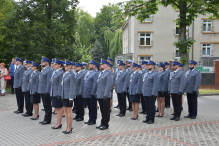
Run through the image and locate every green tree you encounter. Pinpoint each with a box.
[119,0,219,70]
[75,8,95,48]
[91,40,104,63]
[4,0,78,63]
[94,3,121,58]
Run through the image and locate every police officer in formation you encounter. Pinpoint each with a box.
[115,61,127,117]
[50,59,64,129]
[74,62,85,121]
[83,60,99,125]
[169,61,186,121]
[164,62,171,108]
[21,59,33,117]
[139,61,148,114]
[38,56,53,125]
[13,57,25,114]
[13,56,202,131]
[184,60,201,119]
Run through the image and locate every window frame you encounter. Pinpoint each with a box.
[201,44,212,56]
[203,20,212,32]
[174,46,180,59]
[144,15,152,22]
[139,33,152,46]
[138,56,152,64]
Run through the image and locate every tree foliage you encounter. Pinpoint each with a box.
[3,0,79,63]
[118,0,219,70]
[91,40,104,63]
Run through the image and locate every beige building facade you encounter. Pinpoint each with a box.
[119,5,219,65]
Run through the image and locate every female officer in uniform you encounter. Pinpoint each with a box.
[50,59,64,129]
[156,62,168,117]
[129,63,142,120]
[108,63,115,112]
[29,62,40,120]
[61,60,76,134]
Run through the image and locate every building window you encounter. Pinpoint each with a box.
[203,20,212,32]
[174,47,180,59]
[144,15,152,22]
[202,44,211,56]
[138,56,151,64]
[140,33,152,46]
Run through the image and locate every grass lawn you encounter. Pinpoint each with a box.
[199,89,219,94]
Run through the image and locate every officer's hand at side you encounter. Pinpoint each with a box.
[78,94,82,98]
[46,93,50,97]
[18,87,22,90]
[69,99,73,105]
[178,92,183,96]
[34,92,37,96]
[103,96,108,101]
[91,94,95,98]
[193,91,197,94]
[57,96,61,101]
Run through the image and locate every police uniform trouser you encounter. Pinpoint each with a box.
[171,94,182,117]
[165,93,170,107]
[76,95,84,118]
[24,92,33,114]
[87,98,97,123]
[73,98,78,110]
[118,93,126,114]
[41,94,52,122]
[140,94,146,111]
[187,93,198,117]
[15,88,24,112]
[99,98,110,127]
[144,96,156,121]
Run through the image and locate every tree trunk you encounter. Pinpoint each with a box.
[179,2,189,71]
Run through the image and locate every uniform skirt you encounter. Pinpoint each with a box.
[130,95,140,103]
[52,97,63,108]
[30,94,41,104]
[62,99,73,107]
[158,92,166,97]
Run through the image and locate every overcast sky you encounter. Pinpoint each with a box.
[78,0,127,17]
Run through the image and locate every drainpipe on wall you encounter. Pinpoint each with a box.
[192,21,194,60]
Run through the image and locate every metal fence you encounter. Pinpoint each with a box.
[196,59,215,73]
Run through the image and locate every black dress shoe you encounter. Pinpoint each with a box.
[76,118,84,121]
[139,111,145,114]
[22,113,27,116]
[119,114,125,117]
[64,128,73,134]
[84,121,89,124]
[175,117,180,121]
[31,115,39,120]
[143,112,147,115]
[39,120,46,124]
[14,110,19,113]
[184,115,192,118]
[156,115,160,117]
[41,121,51,125]
[143,119,149,123]
[147,120,154,124]
[73,117,79,120]
[24,113,33,117]
[130,117,134,119]
[96,125,102,129]
[129,108,133,111]
[116,113,121,116]
[133,115,138,120]
[114,105,119,108]
[88,122,96,125]
[191,116,196,119]
[41,109,45,111]
[16,111,23,114]
[126,107,131,110]
[165,105,170,108]
[51,124,62,129]
[156,109,158,112]
[100,126,108,130]
[170,116,176,120]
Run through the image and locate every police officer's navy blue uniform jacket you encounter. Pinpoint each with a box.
[28,70,40,95]
[115,69,127,93]
[157,70,169,92]
[123,68,133,91]
[75,70,85,96]
[22,67,33,92]
[13,65,26,88]
[38,66,53,94]
[95,69,113,99]
[50,69,64,97]
[129,71,142,95]
[169,69,186,94]
[142,70,160,96]
[184,69,202,94]
[61,70,76,100]
[82,70,99,98]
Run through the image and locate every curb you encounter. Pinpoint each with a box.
[198,93,219,96]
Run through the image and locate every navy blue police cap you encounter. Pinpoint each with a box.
[148,60,156,66]
[24,59,32,64]
[15,57,23,63]
[189,60,197,65]
[31,61,39,67]
[107,57,113,62]
[89,59,98,67]
[41,56,50,63]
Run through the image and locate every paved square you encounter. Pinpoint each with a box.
[0,92,219,146]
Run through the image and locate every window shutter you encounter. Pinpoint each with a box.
[173,29,176,35]
[212,26,215,32]
[201,22,203,33]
